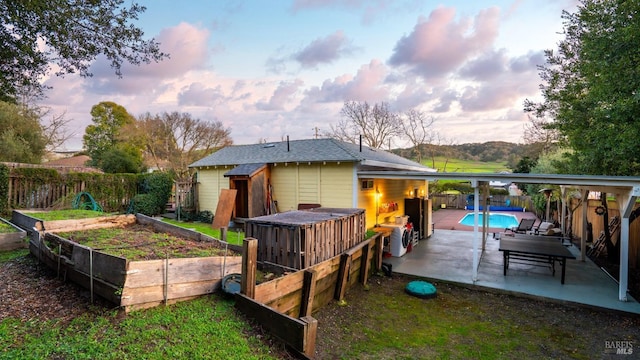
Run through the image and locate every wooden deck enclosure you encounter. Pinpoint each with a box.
[244,207,366,269]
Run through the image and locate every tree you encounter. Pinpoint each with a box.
[83,101,143,173]
[400,109,436,164]
[0,0,167,102]
[524,0,640,176]
[330,101,402,149]
[137,112,232,180]
[0,101,46,163]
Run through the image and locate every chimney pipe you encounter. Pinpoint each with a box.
[287,135,290,152]
[359,135,362,152]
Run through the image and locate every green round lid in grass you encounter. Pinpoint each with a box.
[405,280,437,299]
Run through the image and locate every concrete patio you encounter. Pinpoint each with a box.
[383,209,640,314]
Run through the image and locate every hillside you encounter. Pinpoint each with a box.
[392,141,543,170]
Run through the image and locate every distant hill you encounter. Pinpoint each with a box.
[392,141,544,169]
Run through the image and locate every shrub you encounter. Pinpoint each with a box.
[197,210,213,223]
[129,172,174,216]
[130,194,158,216]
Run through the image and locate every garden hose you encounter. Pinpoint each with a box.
[72,192,103,212]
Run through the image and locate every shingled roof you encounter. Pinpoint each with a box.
[190,138,435,172]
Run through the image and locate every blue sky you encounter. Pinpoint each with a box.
[41,0,578,150]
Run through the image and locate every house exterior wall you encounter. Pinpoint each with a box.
[196,168,229,213]
[270,162,354,212]
[196,164,429,230]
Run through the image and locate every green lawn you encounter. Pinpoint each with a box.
[424,157,509,173]
[162,218,245,246]
[0,249,283,360]
[24,209,110,221]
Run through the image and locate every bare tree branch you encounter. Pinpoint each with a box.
[330,101,401,148]
[400,109,436,163]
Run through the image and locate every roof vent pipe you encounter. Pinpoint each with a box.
[359,135,362,152]
[287,135,290,152]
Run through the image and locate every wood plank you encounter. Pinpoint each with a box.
[299,270,317,318]
[300,316,318,358]
[121,279,223,306]
[334,253,351,300]
[359,242,371,284]
[71,244,127,286]
[241,238,257,298]
[124,257,242,288]
[212,189,237,229]
[43,214,136,232]
[234,293,309,353]
[254,270,305,304]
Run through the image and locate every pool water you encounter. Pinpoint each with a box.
[458,213,519,229]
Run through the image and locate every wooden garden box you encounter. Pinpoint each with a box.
[22,212,242,312]
[244,207,365,269]
[0,217,27,251]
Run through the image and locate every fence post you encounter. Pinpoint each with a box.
[334,253,351,301]
[241,238,257,298]
[359,240,371,284]
[300,316,318,359]
[299,269,317,318]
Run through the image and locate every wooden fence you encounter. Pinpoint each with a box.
[235,234,384,359]
[429,193,534,211]
[6,173,138,212]
[567,199,640,268]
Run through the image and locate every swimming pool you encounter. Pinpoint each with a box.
[458,213,519,229]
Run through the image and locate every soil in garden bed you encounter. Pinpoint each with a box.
[56,224,239,261]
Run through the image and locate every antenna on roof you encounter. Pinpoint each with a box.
[287,135,290,152]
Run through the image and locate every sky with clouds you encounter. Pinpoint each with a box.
[40,0,578,151]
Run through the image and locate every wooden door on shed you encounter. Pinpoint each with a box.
[232,179,249,218]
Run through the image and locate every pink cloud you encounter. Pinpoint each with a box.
[293,31,355,68]
[388,6,500,78]
[178,82,228,106]
[300,59,388,106]
[86,22,210,94]
[256,79,304,110]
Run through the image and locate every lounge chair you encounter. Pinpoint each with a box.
[505,218,536,234]
[531,221,562,236]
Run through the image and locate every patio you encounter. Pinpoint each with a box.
[384,209,640,314]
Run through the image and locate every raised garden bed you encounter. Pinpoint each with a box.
[27,212,242,312]
[11,209,127,234]
[0,217,27,251]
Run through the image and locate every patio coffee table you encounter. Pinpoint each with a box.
[499,234,576,284]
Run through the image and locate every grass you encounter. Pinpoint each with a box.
[26,209,110,221]
[0,248,28,262]
[315,275,613,359]
[55,227,233,260]
[0,220,17,234]
[0,249,283,360]
[425,157,509,173]
[162,218,245,246]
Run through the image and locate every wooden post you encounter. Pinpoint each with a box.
[375,233,384,271]
[301,316,318,359]
[220,227,227,243]
[334,253,351,300]
[359,242,371,285]
[241,238,258,298]
[299,269,317,318]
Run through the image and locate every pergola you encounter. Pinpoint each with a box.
[358,171,640,302]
